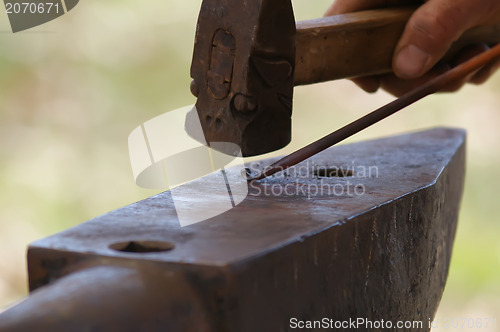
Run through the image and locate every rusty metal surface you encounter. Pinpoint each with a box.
[189,0,296,156]
[0,128,465,331]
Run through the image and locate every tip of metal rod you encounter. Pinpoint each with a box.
[245,165,283,182]
[244,170,264,182]
[246,175,261,182]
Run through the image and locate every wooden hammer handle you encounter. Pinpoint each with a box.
[294,7,500,86]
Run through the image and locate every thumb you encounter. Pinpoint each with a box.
[393,0,492,79]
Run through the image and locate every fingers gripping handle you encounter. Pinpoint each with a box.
[294,6,500,85]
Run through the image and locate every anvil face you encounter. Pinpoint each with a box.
[28,128,465,266]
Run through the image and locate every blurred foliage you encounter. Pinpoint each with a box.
[0,0,498,328]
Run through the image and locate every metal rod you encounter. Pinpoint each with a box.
[248,43,500,181]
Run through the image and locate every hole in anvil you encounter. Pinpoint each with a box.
[109,241,174,253]
[313,167,354,178]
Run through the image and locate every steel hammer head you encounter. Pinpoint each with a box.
[188,0,296,157]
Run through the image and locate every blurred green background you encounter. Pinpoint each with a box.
[0,0,499,329]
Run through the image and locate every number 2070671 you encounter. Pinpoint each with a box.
[5,2,60,14]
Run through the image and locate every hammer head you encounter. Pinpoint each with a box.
[188,0,296,157]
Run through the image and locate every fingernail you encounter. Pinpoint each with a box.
[395,45,430,78]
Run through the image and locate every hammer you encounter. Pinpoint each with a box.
[188,0,500,157]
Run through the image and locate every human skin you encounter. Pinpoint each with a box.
[325,0,500,96]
